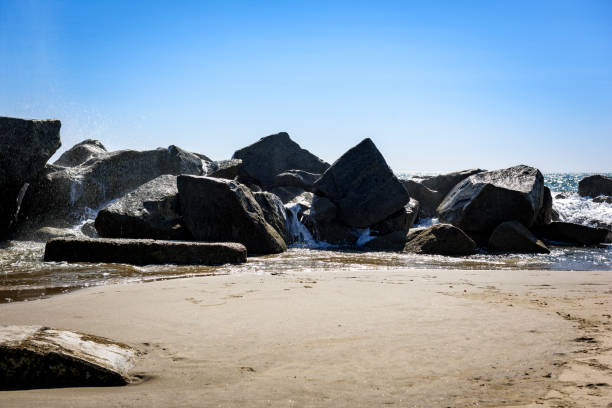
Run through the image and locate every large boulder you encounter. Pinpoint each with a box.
[308,195,337,224]
[578,175,612,197]
[404,224,477,256]
[314,138,410,228]
[253,191,290,243]
[0,325,137,389]
[488,221,550,254]
[54,139,106,167]
[535,186,553,226]
[421,169,485,196]
[94,175,191,240]
[178,175,287,254]
[401,179,443,218]
[437,165,545,244]
[232,132,329,188]
[273,170,321,191]
[20,145,206,229]
[0,117,61,238]
[532,222,611,246]
[44,237,247,265]
[363,199,420,251]
[267,186,307,204]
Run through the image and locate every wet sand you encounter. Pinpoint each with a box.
[1,268,611,407]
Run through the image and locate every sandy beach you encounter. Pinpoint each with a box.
[1,267,611,407]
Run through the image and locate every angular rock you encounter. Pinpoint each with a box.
[253,191,290,243]
[303,218,357,246]
[232,132,329,187]
[274,170,321,191]
[401,179,443,218]
[206,159,258,187]
[437,165,545,244]
[0,117,61,238]
[0,325,137,389]
[308,195,337,224]
[314,138,410,228]
[370,198,420,237]
[44,237,247,265]
[95,175,191,240]
[488,221,550,254]
[404,224,477,256]
[421,169,485,197]
[20,145,205,229]
[178,175,286,254]
[54,139,107,167]
[532,222,611,246]
[578,175,612,197]
[535,186,553,226]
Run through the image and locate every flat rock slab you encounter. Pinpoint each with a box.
[0,325,136,389]
[44,238,247,265]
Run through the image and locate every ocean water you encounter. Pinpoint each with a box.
[1,173,610,303]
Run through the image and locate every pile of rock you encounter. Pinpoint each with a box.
[2,116,610,263]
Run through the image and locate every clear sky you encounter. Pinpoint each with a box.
[1,1,611,172]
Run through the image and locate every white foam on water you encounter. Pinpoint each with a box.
[552,192,612,229]
[284,202,333,249]
[416,217,440,228]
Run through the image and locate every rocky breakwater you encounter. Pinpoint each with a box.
[0,117,61,239]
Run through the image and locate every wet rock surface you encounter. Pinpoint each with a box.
[44,237,247,265]
[253,191,290,243]
[95,175,191,240]
[401,179,443,218]
[0,325,137,389]
[488,221,550,254]
[533,222,611,246]
[578,175,612,198]
[404,224,477,256]
[178,175,287,254]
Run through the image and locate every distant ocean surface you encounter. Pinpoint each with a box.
[1,172,611,303]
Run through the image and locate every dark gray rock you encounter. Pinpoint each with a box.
[362,231,408,251]
[232,132,329,187]
[314,138,409,228]
[370,198,420,237]
[274,170,321,191]
[0,325,137,389]
[95,175,191,240]
[44,237,247,265]
[309,195,337,224]
[253,191,290,243]
[303,218,357,246]
[578,175,612,197]
[401,179,443,218]
[20,145,206,229]
[535,187,553,226]
[421,169,485,197]
[207,159,243,179]
[532,222,611,246]
[404,224,477,256]
[555,193,567,200]
[178,175,287,254]
[437,165,545,244]
[267,186,308,204]
[0,117,61,238]
[488,221,550,254]
[54,139,106,167]
[593,195,612,204]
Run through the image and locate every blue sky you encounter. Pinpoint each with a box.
[1,1,611,172]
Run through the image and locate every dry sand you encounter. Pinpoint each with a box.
[1,267,611,407]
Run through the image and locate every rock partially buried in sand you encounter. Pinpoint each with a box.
[232,132,329,188]
[488,221,550,254]
[44,237,247,265]
[178,175,287,254]
[578,175,612,198]
[437,165,545,244]
[314,138,409,228]
[0,325,136,389]
[95,175,192,241]
[404,224,477,256]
